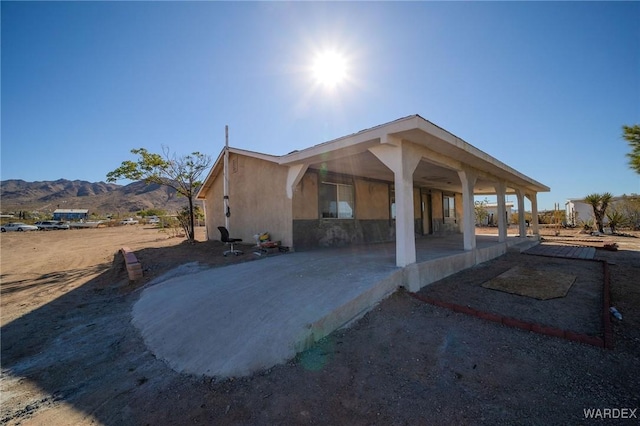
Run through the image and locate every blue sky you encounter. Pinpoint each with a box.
[2,1,639,210]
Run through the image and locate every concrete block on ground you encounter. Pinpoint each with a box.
[122,246,143,281]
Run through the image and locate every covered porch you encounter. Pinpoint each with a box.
[307,232,539,292]
[282,115,549,267]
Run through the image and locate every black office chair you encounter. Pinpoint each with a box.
[218,226,243,256]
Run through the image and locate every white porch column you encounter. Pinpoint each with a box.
[494,181,507,243]
[458,169,477,251]
[286,164,309,199]
[369,139,421,267]
[528,192,539,236]
[516,189,526,238]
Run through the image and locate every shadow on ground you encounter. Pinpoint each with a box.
[1,240,270,424]
[2,243,639,425]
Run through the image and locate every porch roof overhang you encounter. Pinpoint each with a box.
[197,114,549,200]
[278,115,549,196]
[196,147,280,200]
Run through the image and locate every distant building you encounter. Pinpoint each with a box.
[53,209,89,221]
[565,196,628,227]
[477,202,514,226]
[565,199,591,227]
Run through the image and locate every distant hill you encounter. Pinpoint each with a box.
[0,179,198,216]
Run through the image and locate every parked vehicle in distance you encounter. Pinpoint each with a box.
[120,218,139,225]
[35,220,70,230]
[68,220,103,229]
[148,216,160,224]
[1,222,39,232]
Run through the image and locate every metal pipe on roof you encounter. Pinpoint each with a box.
[223,125,230,230]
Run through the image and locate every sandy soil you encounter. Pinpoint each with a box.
[1,225,639,425]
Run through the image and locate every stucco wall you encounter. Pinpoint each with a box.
[292,172,318,220]
[230,153,292,246]
[456,193,464,233]
[431,190,444,233]
[413,188,422,219]
[202,170,224,241]
[293,182,460,248]
[429,189,461,235]
[204,159,463,250]
[413,187,422,235]
[355,179,389,220]
[293,219,394,249]
[292,171,394,249]
[203,153,293,247]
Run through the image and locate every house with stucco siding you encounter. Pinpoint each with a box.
[197,115,549,268]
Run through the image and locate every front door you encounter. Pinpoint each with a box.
[421,190,432,235]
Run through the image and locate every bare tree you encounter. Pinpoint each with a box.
[107,147,212,240]
[474,199,489,226]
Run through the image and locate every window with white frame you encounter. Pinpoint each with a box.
[443,194,456,219]
[320,181,354,218]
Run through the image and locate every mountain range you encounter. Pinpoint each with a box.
[0,179,197,216]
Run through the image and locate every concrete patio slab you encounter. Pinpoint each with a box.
[132,248,400,378]
[132,234,538,378]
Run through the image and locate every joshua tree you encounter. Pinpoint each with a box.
[617,194,640,230]
[623,124,640,174]
[606,210,625,234]
[584,192,613,233]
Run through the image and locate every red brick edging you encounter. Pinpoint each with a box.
[409,258,613,349]
[601,261,613,349]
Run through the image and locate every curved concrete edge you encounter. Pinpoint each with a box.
[131,253,402,378]
[294,270,401,353]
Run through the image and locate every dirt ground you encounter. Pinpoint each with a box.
[1,225,639,425]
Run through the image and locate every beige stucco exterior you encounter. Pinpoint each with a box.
[201,167,225,238]
[201,155,471,250]
[354,178,389,220]
[292,172,318,220]
[431,190,444,225]
[198,115,549,266]
[202,152,294,248]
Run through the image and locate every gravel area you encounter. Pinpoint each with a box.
[415,252,604,336]
[1,228,639,425]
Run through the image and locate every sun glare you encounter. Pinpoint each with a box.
[311,50,348,89]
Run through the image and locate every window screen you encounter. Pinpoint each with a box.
[320,182,354,218]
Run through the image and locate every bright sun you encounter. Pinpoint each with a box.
[311,50,348,89]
